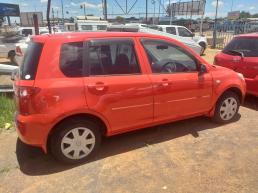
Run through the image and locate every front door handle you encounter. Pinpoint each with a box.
[88,82,108,92]
[158,79,171,87]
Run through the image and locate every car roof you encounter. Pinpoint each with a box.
[235,33,258,38]
[32,31,170,42]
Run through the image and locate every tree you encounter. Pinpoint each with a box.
[239,11,251,19]
[116,16,124,23]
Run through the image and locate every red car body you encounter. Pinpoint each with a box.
[14,32,246,155]
[214,33,258,96]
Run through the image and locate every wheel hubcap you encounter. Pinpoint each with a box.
[61,127,95,160]
[219,97,238,121]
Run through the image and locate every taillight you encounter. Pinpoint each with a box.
[16,46,23,56]
[16,86,41,115]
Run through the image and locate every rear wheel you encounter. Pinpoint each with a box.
[50,119,101,164]
[212,91,240,123]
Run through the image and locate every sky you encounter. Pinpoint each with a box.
[1,0,258,20]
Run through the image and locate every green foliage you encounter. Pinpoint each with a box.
[0,95,15,131]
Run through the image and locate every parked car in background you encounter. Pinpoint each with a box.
[15,32,245,164]
[214,33,258,96]
[108,24,203,55]
[158,25,208,55]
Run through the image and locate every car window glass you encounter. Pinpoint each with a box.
[20,42,43,80]
[60,42,83,77]
[81,25,93,31]
[178,27,192,37]
[166,27,176,35]
[97,25,107,30]
[88,40,140,75]
[141,39,197,73]
[223,38,258,57]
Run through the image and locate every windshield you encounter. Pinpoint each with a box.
[223,37,258,57]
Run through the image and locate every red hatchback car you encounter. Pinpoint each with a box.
[15,32,246,164]
[214,33,258,96]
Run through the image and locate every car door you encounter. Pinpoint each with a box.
[139,38,213,122]
[83,38,153,133]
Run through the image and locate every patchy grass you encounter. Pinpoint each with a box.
[0,94,15,131]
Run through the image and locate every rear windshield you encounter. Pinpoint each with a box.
[223,37,258,57]
[20,42,43,80]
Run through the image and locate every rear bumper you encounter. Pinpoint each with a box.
[15,112,53,153]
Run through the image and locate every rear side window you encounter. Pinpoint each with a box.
[60,42,83,77]
[223,37,258,57]
[20,42,43,80]
[88,40,140,75]
[166,27,176,35]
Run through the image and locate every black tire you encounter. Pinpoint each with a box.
[212,91,240,123]
[199,42,206,55]
[50,118,101,164]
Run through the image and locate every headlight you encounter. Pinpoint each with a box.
[237,73,245,81]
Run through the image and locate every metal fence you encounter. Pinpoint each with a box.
[204,20,258,49]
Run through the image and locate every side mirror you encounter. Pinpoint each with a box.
[199,64,207,75]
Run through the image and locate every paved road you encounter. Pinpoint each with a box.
[0,96,257,193]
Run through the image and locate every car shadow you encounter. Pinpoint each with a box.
[243,95,258,111]
[16,115,241,176]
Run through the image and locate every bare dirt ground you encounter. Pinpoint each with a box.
[0,49,258,193]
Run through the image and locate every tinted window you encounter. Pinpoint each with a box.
[97,25,107,30]
[21,29,33,36]
[178,27,192,37]
[88,40,140,75]
[166,27,176,35]
[81,25,93,31]
[60,42,83,77]
[20,42,43,80]
[223,37,258,57]
[141,39,197,73]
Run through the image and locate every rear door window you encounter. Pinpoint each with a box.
[87,39,140,75]
[20,42,43,80]
[223,37,258,57]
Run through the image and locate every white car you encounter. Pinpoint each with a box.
[108,24,202,55]
[158,25,208,55]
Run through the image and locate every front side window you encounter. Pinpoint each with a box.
[141,39,197,73]
[81,25,93,31]
[166,27,176,35]
[88,40,140,75]
[178,27,193,37]
[223,37,258,57]
[60,42,83,77]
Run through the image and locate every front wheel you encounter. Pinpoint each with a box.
[212,91,240,123]
[50,119,101,164]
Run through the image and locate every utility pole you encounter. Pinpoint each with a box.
[80,4,86,19]
[212,0,219,48]
[200,0,206,35]
[169,0,173,25]
[47,0,52,34]
[103,0,107,20]
[61,0,64,26]
[146,0,148,24]
[158,0,161,24]
[152,0,156,24]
